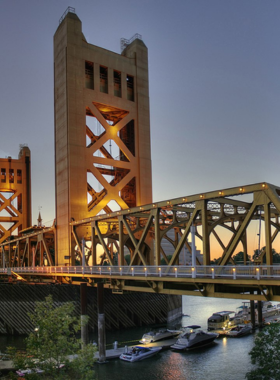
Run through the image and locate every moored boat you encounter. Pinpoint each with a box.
[225,324,252,337]
[207,311,237,330]
[139,328,181,344]
[235,301,280,321]
[208,301,280,330]
[119,346,162,362]
[260,302,280,318]
[171,325,218,350]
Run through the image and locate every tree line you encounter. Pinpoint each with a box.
[211,248,280,265]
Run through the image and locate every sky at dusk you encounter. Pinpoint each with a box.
[1,1,280,255]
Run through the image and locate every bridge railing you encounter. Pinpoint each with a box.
[2,265,280,280]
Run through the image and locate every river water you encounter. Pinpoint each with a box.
[0,296,257,379]
[94,296,256,380]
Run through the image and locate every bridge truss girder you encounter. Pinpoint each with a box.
[0,228,55,268]
[71,182,280,268]
[1,182,280,270]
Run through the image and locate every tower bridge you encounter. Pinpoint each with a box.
[0,8,280,334]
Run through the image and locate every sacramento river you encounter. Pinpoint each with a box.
[0,296,258,379]
[94,296,256,380]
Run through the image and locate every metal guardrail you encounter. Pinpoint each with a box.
[59,7,75,24]
[2,265,280,281]
[120,33,142,52]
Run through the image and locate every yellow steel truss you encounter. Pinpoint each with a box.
[71,182,280,268]
[2,182,280,270]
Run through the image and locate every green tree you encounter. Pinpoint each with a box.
[9,295,96,379]
[124,254,131,265]
[160,255,173,265]
[210,257,221,265]
[272,251,280,263]
[232,251,251,264]
[253,247,280,264]
[246,324,280,380]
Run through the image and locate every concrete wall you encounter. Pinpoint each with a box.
[0,284,181,334]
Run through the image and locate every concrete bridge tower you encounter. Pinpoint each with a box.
[0,146,31,246]
[54,9,152,264]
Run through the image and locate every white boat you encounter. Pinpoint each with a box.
[139,328,181,344]
[225,324,252,337]
[207,311,237,330]
[119,346,162,362]
[261,302,280,318]
[208,302,280,330]
[171,325,218,350]
[235,301,279,321]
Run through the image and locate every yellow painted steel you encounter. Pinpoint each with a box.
[0,146,31,246]
[2,182,280,273]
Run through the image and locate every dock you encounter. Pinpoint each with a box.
[0,338,178,371]
[0,359,14,372]
[94,338,178,360]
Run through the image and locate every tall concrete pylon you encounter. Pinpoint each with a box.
[0,146,31,246]
[54,9,152,264]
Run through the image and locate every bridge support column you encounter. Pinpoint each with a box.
[191,225,196,268]
[119,219,124,266]
[201,200,210,265]
[257,300,263,327]
[154,209,161,266]
[97,282,106,363]
[91,223,97,266]
[250,299,256,329]
[80,282,88,348]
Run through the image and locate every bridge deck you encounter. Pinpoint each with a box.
[2,265,280,301]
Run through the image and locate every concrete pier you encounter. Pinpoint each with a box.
[250,299,256,329]
[97,283,106,363]
[257,300,263,327]
[80,283,88,347]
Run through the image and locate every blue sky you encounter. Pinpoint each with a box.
[0,0,280,227]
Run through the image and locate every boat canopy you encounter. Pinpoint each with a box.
[212,311,235,316]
